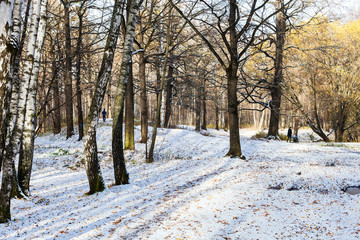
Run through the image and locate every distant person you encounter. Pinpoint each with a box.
[102,109,107,122]
[287,127,292,142]
[293,135,299,143]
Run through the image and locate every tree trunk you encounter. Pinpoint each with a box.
[215,103,219,130]
[83,0,124,194]
[334,103,347,142]
[164,65,174,128]
[294,117,299,137]
[139,50,148,143]
[62,0,74,139]
[52,69,61,134]
[267,0,285,138]
[112,0,139,183]
[76,9,84,141]
[201,78,207,130]
[0,0,19,223]
[148,6,171,163]
[195,85,201,132]
[226,66,242,158]
[18,0,48,196]
[124,65,135,150]
[225,0,243,158]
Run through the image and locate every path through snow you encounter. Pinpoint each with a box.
[1,122,360,239]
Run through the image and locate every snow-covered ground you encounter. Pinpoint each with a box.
[1,121,360,239]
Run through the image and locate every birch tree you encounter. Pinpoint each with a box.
[0,0,20,223]
[112,0,140,184]
[18,0,48,196]
[83,0,125,194]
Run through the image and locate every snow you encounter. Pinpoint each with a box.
[1,121,360,239]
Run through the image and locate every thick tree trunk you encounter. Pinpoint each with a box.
[225,0,243,158]
[268,0,285,138]
[18,0,47,196]
[83,0,124,194]
[139,50,148,143]
[164,65,174,128]
[226,66,242,158]
[112,0,139,183]
[334,104,347,142]
[0,0,19,223]
[124,65,135,150]
[76,10,84,141]
[62,0,74,139]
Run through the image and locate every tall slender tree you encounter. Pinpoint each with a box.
[112,0,140,183]
[148,5,172,163]
[61,0,74,139]
[83,0,125,194]
[0,0,21,223]
[19,0,48,196]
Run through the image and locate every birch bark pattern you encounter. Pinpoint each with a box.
[83,0,124,194]
[0,0,17,223]
[112,0,139,184]
[19,0,48,196]
[148,6,171,163]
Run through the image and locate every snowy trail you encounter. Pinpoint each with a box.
[1,123,360,239]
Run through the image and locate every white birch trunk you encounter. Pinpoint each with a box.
[1,0,41,200]
[19,0,47,196]
[0,0,17,224]
[160,88,166,127]
[83,0,124,194]
[112,0,140,185]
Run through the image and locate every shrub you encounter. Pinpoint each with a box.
[251,131,267,139]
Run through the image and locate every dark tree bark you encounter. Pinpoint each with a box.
[334,103,347,142]
[201,78,207,130]
[75,6,85,141]
[195,85,201,132]
[224,0,242,157]
[52,72,61,134]
[164,65,174,128]
[215,103,219,130]
[62,0,74,139]
[268,0,286,138]
[139,50,148,143]
[52,38,62,134]
[112,104,128,184]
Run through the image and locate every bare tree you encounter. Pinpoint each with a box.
[83,0,125,194]
[112,0,140,183]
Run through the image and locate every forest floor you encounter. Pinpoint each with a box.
[1,120,360,240]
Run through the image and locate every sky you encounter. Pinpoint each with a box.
[331,0,360,20]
